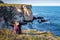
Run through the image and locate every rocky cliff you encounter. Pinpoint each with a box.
[0,4,33,25]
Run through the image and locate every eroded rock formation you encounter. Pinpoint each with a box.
[23,5,33,21]
[0,4,33,28]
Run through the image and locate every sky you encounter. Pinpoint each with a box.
[2,0,60,6]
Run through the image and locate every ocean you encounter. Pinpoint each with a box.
[22,6,60,36]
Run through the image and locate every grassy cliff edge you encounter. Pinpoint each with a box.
[0,29,60,40]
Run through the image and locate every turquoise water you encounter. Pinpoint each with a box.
[22,6,60,36]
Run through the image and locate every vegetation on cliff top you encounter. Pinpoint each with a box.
[0,29,60,40]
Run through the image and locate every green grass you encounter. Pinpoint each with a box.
[0,29,60,40]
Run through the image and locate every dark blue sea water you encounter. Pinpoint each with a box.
[22,6,60,36]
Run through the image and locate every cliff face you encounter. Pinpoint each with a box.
[0,4,33,24]
[0,4,33,28]
[14,5,33,22]
[23,5,33,21]
[13,5,33,22]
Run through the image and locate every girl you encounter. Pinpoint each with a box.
[13,21,22,35]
